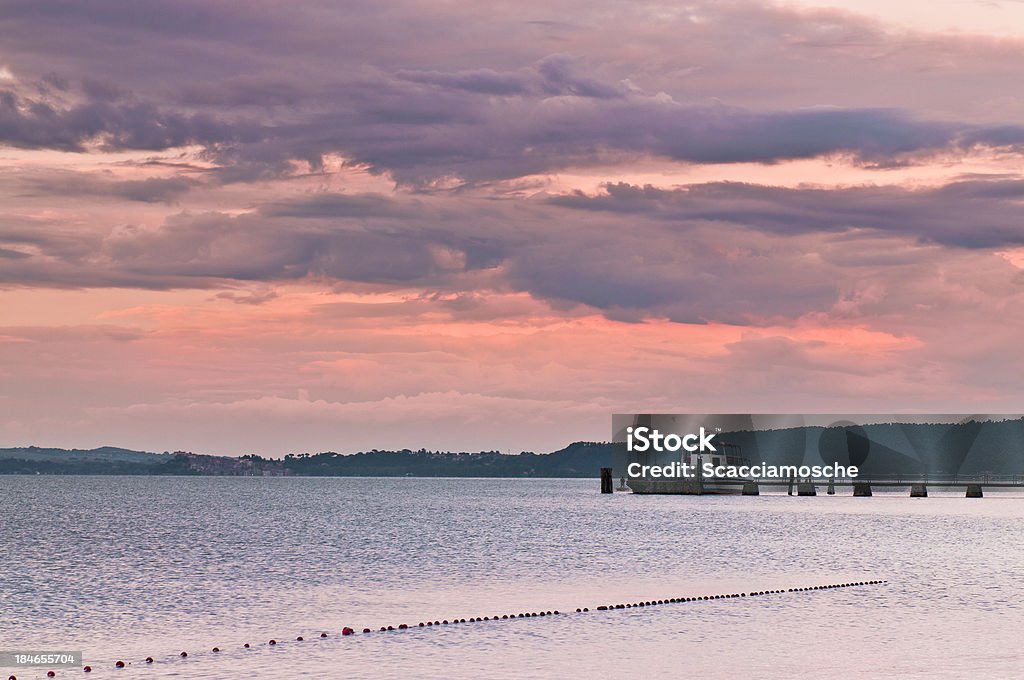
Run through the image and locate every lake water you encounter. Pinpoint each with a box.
[1,477,1021,679]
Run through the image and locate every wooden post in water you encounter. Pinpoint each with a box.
[797,480,817,496]
[600,467,613,494]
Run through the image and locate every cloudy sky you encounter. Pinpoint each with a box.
[3,0,1024,455]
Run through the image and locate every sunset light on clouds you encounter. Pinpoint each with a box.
[3,0,1024,455]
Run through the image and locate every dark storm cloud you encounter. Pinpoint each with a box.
[0,193,837,322]
[259,193,417,219]
[549,179,1024,248]
[206,82,1024,186]
[0,0,275,38]
[3,175,1024,322]
[395,56,626,100]
[13,177,1023,322]
[100,212,447,285]
[0,247,31,259]
[3,0,1024,325]
[533,54,626,99]
[110,177,198,203]
[17,171,198,203]
[4,72,995,178]
[496,216,842,324]
[0,179,983,323]
[396,68,532,95]
[178,78,306,107]
[3,29,1024,183]
[0,85,258,152]
[0,199,508,290]
[205,65,1024,185]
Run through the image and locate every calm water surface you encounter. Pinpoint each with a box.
[1,477,1021,679]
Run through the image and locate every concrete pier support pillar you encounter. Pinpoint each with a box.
[966,484,983,498]
[827,477,835,495]
[853,482,873,497]
[742,481,760,496]
[600,467,613,494]
[787,477,795,496]
[910,483,928,498]
[797,482,817,496]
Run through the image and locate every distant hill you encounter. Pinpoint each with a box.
[0,446,169,475]
[0,446,168,463]
[265,441,613,477]
[0,442,614,477]
[7,417,1022,478]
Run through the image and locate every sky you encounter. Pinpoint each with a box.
[3,0,1024,456]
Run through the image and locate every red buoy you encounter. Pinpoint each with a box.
[115,661,125,669]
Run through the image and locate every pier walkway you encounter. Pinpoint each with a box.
[726,474,1020,497]
[600,466,1024,496]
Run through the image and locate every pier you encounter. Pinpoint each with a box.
[732,474,1023,497]
[612,473,1024,497]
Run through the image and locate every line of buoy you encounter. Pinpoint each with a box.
[591,580,885,611]
[36,581,883,675]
